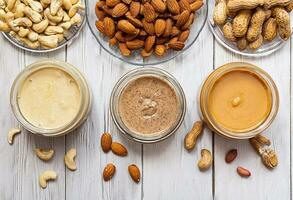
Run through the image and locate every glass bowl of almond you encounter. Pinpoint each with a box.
[86,0,208,65]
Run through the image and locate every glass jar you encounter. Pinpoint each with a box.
[110,67,186,143]
[10,59,92,137]
[199,62,279,139]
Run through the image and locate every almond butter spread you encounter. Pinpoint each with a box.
[208,70,272,132]
[118,76,180,135]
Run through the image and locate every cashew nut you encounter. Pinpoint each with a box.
[32,18,48,33]
[198,149,212,171]
[50,0,62,15]
[56,7,64,18]
[0,0,6,9]
[16,34,40,48]
[5,12,20,31]
[6,0,17,11]
[27,0,43,12]
[56,33,63,42]
[68,1,84,17]
[62,11,70,21]
[44,25,63,35]
[23,6,42,23]
[70,12,81,25]
[58,21,71,29]
[0,8,6,20]
[62,0,72,10]
[70,0,78,5]
[0,21,10,31]
[41,0,51,5]
[39,170,57,189]
[35,148,55,161]
[12,17,32,27]
[64,148,77,171]
[38,34,58,48]
[44,8,62,23]
[7,128,21,145]
[18,26,29,36]
[27,29,38,41]
[14,2,25,18]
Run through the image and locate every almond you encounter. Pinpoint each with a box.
[115,31,126,42]
[141,49,153,57]
[130,1,140,17]
[118,20,139,34]
[96,1,106,9]
[176,10,190,27]
[225,149,237,163]
[168,41,185,50]
[109,37,118,46]
[179,0,191,12]
[143,2,156,22]
[144,35,156,52]
[169,36,178,43]
[151,0,166,13]
[112,3,129,17]
[156,37,168,44]
[171,26,180,36]
[101,132,112,153]
[155,44,166,56]
[95,20,105,34]
[126,39,145,49]
[111,142,128,156]
[190,0,203,12]
[237,167,251,177]
[163,18,173,37]
[95,2,106,19]
[106,0,121,7]
[103,163,116,181]
[178,29,189,42]
[155,19,166,36]
[119,43,131,56]
[142,19,155,35]
[181,13,194,30]
[128,164,141,183]
[103,17,116,37]
[102,5,113,15]
[166,0,180,14]
[122,0,131,4]
[139,30,148,36]
[126,15,143,28]
[125,33,139,41]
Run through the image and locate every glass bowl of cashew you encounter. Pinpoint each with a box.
[0,0,86,53]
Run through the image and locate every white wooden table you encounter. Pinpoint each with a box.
[0,4,291,199]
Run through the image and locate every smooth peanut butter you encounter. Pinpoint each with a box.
[118,76,180,135]
[208,70,272,131]
[18,66,81,129]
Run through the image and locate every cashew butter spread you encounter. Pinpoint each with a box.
[17,66,81,129]
[118,76,180,135]
[208,70,272,131]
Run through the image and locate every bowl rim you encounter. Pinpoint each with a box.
[1,11,86,53]
[86,0,209,66]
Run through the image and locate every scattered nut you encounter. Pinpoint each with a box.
[64,148,77,171]
[237,166,251,177]
[184,121,203,151]
[39,170,57,189]
[111,142,128,156]
[103,163,116,181]
[225,149,237,163]
[101,132,112,153]
[198,149,212,171]
[35,148,55,161]
[7,128,21,145]
[254,134,271,146]
[128,164,141,183]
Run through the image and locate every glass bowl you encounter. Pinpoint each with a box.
[86,0,208,65]
[1,3,86,53]
[208,2,293,57]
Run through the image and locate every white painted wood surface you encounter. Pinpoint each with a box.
[0,3,292,200]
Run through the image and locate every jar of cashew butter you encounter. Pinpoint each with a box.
[110,67,186,143]
[199,62,279,139]
[10,59,91,136]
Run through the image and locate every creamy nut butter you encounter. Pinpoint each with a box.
[118,76,180,135]
[110,67,186,143]
[10,59,91,136]
[18,67,81,129]
[208,70,271,131]
[199,62,279,139]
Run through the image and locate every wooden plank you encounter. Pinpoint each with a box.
[65,28,142,200]
[142,25,214,199]
[213,42,291,199]
[0,36,66,200]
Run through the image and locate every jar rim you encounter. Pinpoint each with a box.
[110,67,186,144]
[199,62,279,139]
[10,59,92,137]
